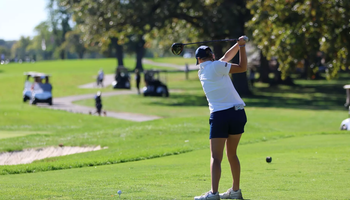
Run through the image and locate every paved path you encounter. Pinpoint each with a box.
[38,90,161,122]
[78,74,115,89]
[38,59,196,122]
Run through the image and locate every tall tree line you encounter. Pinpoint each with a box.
[4,0,350,95]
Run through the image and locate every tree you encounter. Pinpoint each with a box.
[11,36,31,60]
[61,0,181,70]
[28,21,56,60]
[48,0,72,60]
[60,0,126,66]
[165,0,252,95]
[61,30,86,59]
[247,0,350,80]
[0,46,10,58]
[0,40,16,50]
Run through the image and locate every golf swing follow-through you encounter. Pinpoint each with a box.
[171,36,249,55]
[172,36,248,200]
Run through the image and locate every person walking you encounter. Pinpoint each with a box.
[94,91,103,116]
[194,36,247,200]
[135,69,141,94]
[97,69,104,87]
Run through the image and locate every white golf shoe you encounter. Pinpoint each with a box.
[194,191,220,200]
[219,188,243,199]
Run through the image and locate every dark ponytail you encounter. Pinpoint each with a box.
[201,48,214,61]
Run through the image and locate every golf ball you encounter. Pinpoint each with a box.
[117,190,122,195]
[266,156,272,163]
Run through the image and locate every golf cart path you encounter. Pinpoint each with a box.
[78,74,115,89]
[39,59,196,122]
[1,60,196,165]
[38,90,161,122]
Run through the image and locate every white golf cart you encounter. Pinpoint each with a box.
[23,72,53,105]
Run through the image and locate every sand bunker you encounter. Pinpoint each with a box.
[0,146,105,165]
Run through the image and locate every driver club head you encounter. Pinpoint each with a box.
[171,43,184,55]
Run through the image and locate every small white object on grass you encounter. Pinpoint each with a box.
[117,190,122,197]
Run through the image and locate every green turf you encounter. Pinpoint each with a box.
[0,131,50,139]
[0,134,348,199]
[149,57,194,65]
[0,58,349,199]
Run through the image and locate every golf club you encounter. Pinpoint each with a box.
[171,36,249,55]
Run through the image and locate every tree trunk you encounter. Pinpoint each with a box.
[231,52,252,96]
[78,50,84,59]
[59,17,70,60]
[135,36,145,71]
[232,72,252,96]
[213,43,223,60]
[303,58,311,80]
[110,37,124,67]
[228,0,252,96]
[259,50,270,83]
[60,50,65,60]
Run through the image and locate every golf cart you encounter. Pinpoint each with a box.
[112,66,131,89]
[23,72,53,105]
[143,70,169,97]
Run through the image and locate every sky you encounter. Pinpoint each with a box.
[0,0,48,41]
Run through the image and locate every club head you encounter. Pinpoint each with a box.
[171,43,184,55]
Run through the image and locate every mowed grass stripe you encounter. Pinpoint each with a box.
[0,134,348,199]
[0,131,50,139]
[0,108,345,175]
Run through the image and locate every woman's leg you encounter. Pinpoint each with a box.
[210,138,226,193]
[226,134,242,191]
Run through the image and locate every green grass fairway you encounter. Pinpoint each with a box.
[0,134,348,199]
[0,131,50,139]
[149,57,194,65]
[0,58,349,199]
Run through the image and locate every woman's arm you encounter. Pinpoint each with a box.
[219,43,239,62]
[229,45,247,74]
[228,36,247,73]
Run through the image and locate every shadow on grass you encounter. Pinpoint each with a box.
[147,93,208,107]
[147,77,348,111]
[247,83,346,110]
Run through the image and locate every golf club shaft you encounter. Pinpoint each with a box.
[183,38,238,46]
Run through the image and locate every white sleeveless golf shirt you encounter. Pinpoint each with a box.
[198,60,245,113]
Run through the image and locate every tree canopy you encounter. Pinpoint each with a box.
[247,0,350,79]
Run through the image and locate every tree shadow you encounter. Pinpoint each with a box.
[146,79,347,111]
[247,83,346,110]
[147,93,208,107]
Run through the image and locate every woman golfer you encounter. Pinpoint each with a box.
[194,36,247,200]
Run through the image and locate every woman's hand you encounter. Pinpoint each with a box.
[238,36,247,46]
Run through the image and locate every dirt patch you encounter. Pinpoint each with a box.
[0,146,106,165]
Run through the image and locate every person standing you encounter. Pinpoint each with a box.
[95,91,103,116]
[135,69,141,94]
[194,36,247,200]
[97,69,104,87]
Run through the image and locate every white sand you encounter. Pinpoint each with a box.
[0,146,105,165]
